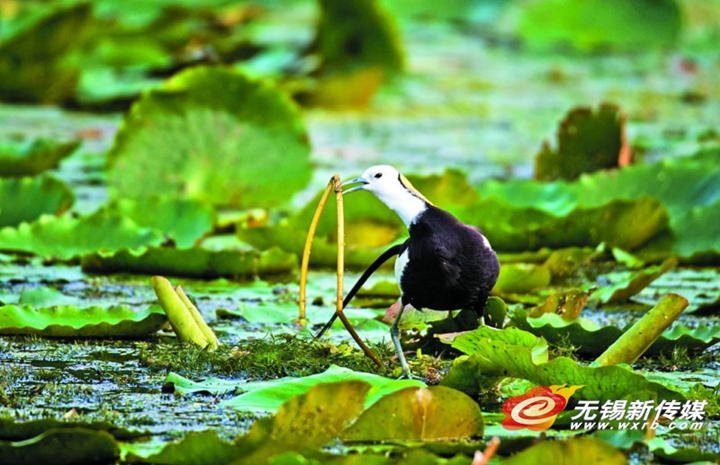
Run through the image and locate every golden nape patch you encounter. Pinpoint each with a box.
[399,174,434,205]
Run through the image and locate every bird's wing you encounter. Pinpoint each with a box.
[432,236,463,287]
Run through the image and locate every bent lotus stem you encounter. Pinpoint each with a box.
[299,175,383,369]
[176,285,219,349]
[299,178,335,321]
[594,293,688,367]
[152,276,210,349]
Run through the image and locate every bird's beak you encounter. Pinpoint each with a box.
[340,177,368,195]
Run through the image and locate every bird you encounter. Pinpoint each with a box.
[316,165,500,379]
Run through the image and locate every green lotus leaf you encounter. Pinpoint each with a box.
[0,175,74,227]
[0,304,167,337]
[442,326,684,402]
[478,149,720,258]
[226,301,377,325]
[518,0,681,52]
[123,430,245,465]
[107,66,311,208]
[0,427,119,465]
[313,0,404,73]
[219,365,424,413]
[341,386,483,441]
[452,196,668,252]
[0,417,146,441]
[535,104,626,181]
[0,210,164,260]
[0,138,80,176]
[80,246,296,279]
[104,197,215,248]
[0,3,91,103]
[509,308,720,357]
[130,381,371,464]
[503,436,626,465]
[493,263,551,295]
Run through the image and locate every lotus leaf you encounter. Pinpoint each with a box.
[518,0,681,52]
[0,138,80,176]
[0,304,167,337]
[0,3,91,103]
[341,386,483,441]
[0,175,74,227]
[0,211,164,260]
[219,365,424,412]
[503,436,627,465]
[0,417,145,441]
[478,149,720,258]
[591,257,677,304]
[313,0,404,73]
[443,326,684,402]
[510,308,720,356]
[105,197,215,248]
[453,196,668,252]
[535,104,627,181]
[130,381,371,464]
[81,246,296,279]
[0,427,119,465]
[107,66,311,208]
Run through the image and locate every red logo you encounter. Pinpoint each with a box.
[502,384,584,431]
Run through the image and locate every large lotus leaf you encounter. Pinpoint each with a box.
[123,430,244,465]
[0,417,145,441]
[0,175,74,227]
[240,381,371,463]
[452,196,668,252]
[129,382,371,465]
[0,304,167,337]
[0,138,80,176]
[641,200,720,263]
[503,436,626,465]
[80,246,296,279]
[313,0,404,73]
[341,386,483,441]
[492,263,551,295]
[0,211,164,260]
[105,197,215,248]
[535,104,627,181]
[0,4,91,103]
[478,149,720,218]
[517,0,681,52]
[107,66,311,208]
[477,149,720,258]
[443,326,684,402]
[509,308,720,357]
[0,427,119,465]
[220,365,424,412]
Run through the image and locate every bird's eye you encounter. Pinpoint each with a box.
[374,173,383,179]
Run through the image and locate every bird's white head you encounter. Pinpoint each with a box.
[341,165,431,227]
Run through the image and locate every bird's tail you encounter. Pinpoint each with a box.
[313,243,403,340]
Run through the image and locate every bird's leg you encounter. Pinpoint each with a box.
[390,304,421,380]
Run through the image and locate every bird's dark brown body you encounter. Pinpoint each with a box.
[397,205,499,313]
